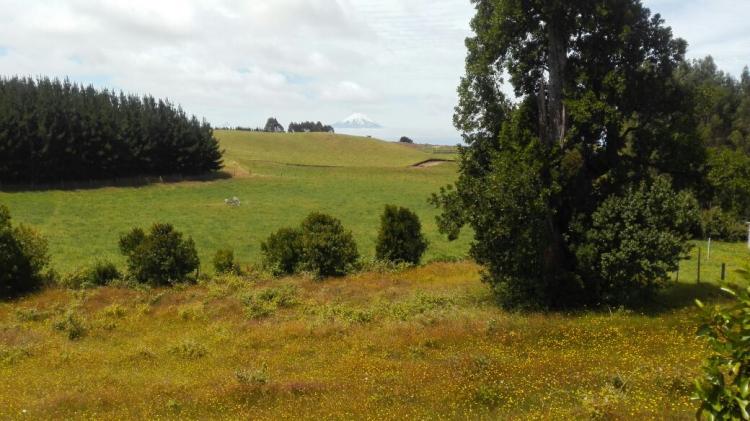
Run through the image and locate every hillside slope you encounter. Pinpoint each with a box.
[217,131,454,168]
[0,132,469,274]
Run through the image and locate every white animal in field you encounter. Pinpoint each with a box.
[225,196,241,207]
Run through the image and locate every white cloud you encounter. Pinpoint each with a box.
[0,1,746,144]
[320,81,375,102]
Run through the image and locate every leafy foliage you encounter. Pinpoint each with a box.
[434,144,559,309]
[707,148,750,220]
[701,207,747,242]
[89,261,121,286]
[213,249,240,275]
[261,228,303,276]
[434,0,704,308]
[288,121,334,133]
[677,57,750,153]
[262,213,359,278]
[0,204,49,298]
[694,285,750,420]
[118,223,199,286]
[298,213,359,278]
[264,117,285,133]
[375,205,428,265]
[0,77,222,183]
[399,136,414,144]
[59,261,121,289]
[572,177,699,305]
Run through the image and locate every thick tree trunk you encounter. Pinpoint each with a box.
[546,17,567,146]
[539,13,569,288]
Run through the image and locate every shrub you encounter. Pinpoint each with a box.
[52,311,86,340]
[376,205,428,265]
[59,269,92,290]
[573,177,700,305]
[0,205,50,298]
[399,136,414,144]
[59,262,120,289]
[298,213,359,278]
[700,207,746,242]
[118,223,199,286]
[213,249,240,274]
[241,284,298,320]
[235,362,269,386]
[90,261,121,286]
[169,340,208,359]
[261,228,302,276]
[694,285,750,419]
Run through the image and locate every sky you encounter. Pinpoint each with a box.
[0,1,748,145]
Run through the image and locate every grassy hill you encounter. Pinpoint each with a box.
[0,131,468,274]
[219,130,456,168]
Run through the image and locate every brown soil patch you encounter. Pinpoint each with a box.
[411,159,453,168]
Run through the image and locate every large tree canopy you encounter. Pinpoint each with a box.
[433,0,702,308]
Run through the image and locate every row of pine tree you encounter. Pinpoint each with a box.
[0,77,223,183]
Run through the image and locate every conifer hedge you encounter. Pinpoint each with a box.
[0,76,222,183]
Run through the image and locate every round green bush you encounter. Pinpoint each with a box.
[118,223,199,286]
[298,213,359,278]
[261,228,302,276]
[375,205,428,265]
[90,261,121,286]
[213,249,240,274]
[0,205,49,298]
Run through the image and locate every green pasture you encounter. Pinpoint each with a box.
[0,131,469,274]
[675,240,750,285]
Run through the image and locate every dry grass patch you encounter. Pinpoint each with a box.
[0,262,714,419]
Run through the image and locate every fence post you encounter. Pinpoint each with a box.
[721,263,726,282]
[697,248,701,284]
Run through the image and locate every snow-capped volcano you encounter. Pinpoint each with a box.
[333,113,382,129]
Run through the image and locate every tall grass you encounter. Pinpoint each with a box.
[0,262,712,419]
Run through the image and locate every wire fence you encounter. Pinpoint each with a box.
[674,242,749,285]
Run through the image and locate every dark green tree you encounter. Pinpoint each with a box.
[375,205,428,264]
[707,148,750,219]
[119,223,199,286]
[432,0,703,308]
[572,177,698,305]
[213,249,240,275]
[264,117,285,133]
[0,204,49,298]
[288,121,334,133]
[261,228,303,276]
[298,213,359,278]
[0,77,223,183]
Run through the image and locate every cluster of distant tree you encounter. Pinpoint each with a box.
[217,118,285,133]
[0,77,222,184]
[219,118,336,134]
[288,121,334,133]
[677,57,750,221]
[218,126,265,132]
[399,136,414,144]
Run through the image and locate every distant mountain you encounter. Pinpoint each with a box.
[333,113,383,129]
